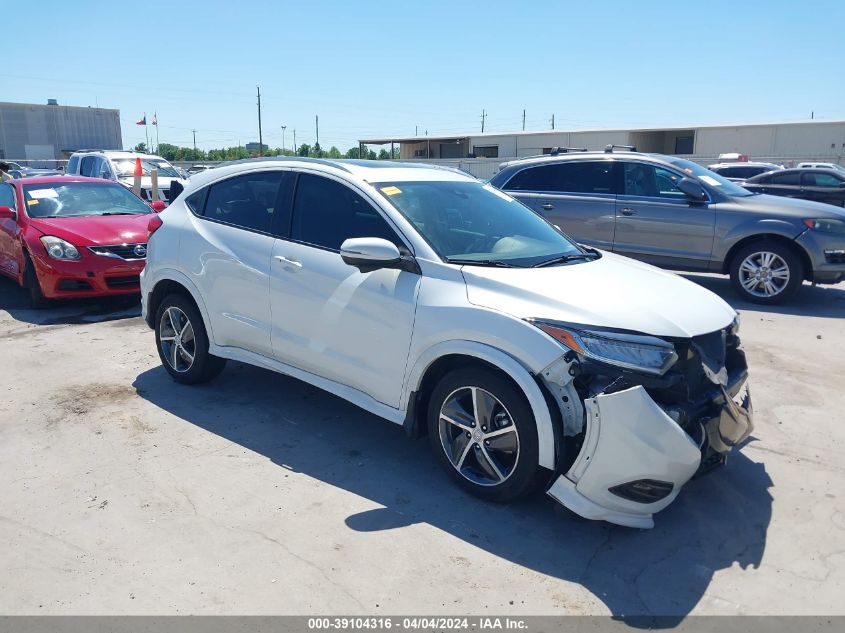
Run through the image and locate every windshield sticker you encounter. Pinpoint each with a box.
[27,188,59,199]
[27,199,39,206]
[380,186,402,196]
[699,175,722,186]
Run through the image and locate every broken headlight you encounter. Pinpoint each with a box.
[531,321,678,376]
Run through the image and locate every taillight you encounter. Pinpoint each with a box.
[148,216,163,238]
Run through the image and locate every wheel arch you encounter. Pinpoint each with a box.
[145,270,213,338]
[721,233,813,281]
[403,341,558,470]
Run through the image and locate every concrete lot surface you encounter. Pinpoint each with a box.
[1,274,844,617]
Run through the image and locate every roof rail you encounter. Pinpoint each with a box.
[604,144,638,153]
[549,146,588,156]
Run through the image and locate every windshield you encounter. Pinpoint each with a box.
[376,181,586,267]
[113,158,181,178]
[23,182,152,218]
[667,158,755,197]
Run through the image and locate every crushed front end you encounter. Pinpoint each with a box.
[536,318,753,528]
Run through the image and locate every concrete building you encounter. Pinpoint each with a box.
[360,119,845,163]
[0,100,122,165]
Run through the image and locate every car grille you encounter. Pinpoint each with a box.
[58,280,93,291]
[88,243,147,260]
[105,275,141,288]
[825,250,845,264]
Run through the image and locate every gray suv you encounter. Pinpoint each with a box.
[489,148,845,303]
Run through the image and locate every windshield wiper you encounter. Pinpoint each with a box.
[533,252,599,267]
[447,258,520,268]
[99,211,138,216]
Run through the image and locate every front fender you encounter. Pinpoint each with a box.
[403,340,558,470]
[714,217,804,262]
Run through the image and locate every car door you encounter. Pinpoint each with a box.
[180,170,291,357]
[269,171,419,408]
[613,161,716,270]
[501,160,617,249]
[762,171,802,199]
[800,171,845,207]
[0,183,22,276]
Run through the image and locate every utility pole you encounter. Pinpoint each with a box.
[315,115,319,150]
[550,113,555,130]
[522,109,526,131]
[281,125,287,152]
[256,86,263,156]
[481,109,486,133]
[811,111,815,119]
[191,129,197,152]
[415,125,418,136]
[293,129,296,153]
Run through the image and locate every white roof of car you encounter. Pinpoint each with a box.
[73,150,170,161]
[183,158,476,192]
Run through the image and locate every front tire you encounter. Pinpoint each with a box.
[154,293,226,384]
[427,367,542,502]
[729,241,803,304]
[24,254,48,309]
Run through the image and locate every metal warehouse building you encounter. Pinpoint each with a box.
[360,119,845,169]
[0,100,122,165]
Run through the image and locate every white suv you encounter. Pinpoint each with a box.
[140,158,753,528]
[66,150,186,201]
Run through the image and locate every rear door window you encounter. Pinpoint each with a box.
[505,161,616,194]
[200,171,288,234]
[771,172,801,185]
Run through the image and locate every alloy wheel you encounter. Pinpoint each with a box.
[438,386,520,486]
[159,306,196,373]
[738,251,790,298]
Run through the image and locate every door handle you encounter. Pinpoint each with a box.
[273,255,303,270]
[620,207,636,216]
[541,203,554,210]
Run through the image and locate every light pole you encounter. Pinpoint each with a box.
[281,125,287,153]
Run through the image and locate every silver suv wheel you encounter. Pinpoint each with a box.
[737,250,791,298]
[158,306,196,373]
[438,386,520,486]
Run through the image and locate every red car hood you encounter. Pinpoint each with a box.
[27,214,152,246]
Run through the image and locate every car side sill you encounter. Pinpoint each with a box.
[208,344,405,425]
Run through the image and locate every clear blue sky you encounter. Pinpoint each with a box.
[5,0,845,152]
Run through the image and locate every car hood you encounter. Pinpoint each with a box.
[462,252,736,339]
[730,192,845,218]
[27,214,153,246]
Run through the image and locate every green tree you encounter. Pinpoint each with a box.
[377,149,390,160]
[133,142,148,153]
[345,147,361,159]
[367,149,377,160]
[327,146,342,158]
[297,143,311,157]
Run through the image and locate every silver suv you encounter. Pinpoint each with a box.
[66,150,186,202]
[489,148,845,303]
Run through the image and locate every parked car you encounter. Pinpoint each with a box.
[742,168,845,208]
[141,157,753,529]
[65,150,187,203]
[0,176,164,307]
[796,162,845,174]
[10,167,64,179]
[187,164,215,176]
[490,149,845,303]
[708,161,782,182]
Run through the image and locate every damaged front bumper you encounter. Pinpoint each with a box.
[541,326,754,529]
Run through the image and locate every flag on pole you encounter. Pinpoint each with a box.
[136,115,146,125]
[151,113,157,126]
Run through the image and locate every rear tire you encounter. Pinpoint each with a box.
[154,293,226,384]
[427,366,543,502]
[729,241,803,304]
[23,255,48,309]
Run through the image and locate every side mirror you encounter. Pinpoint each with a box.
[340,237,402,272]
[0,205,16,220]
[150,200,167,212]
[678,177,708,202]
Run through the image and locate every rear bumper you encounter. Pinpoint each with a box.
[33,253,144,298]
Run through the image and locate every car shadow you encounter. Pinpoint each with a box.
[0,275,141,326]
[682,273,845,318]
[133,361,773,622]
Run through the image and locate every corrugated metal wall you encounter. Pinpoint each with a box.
[0,102,122,163]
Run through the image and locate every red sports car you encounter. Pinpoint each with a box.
[0,176,164,307]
